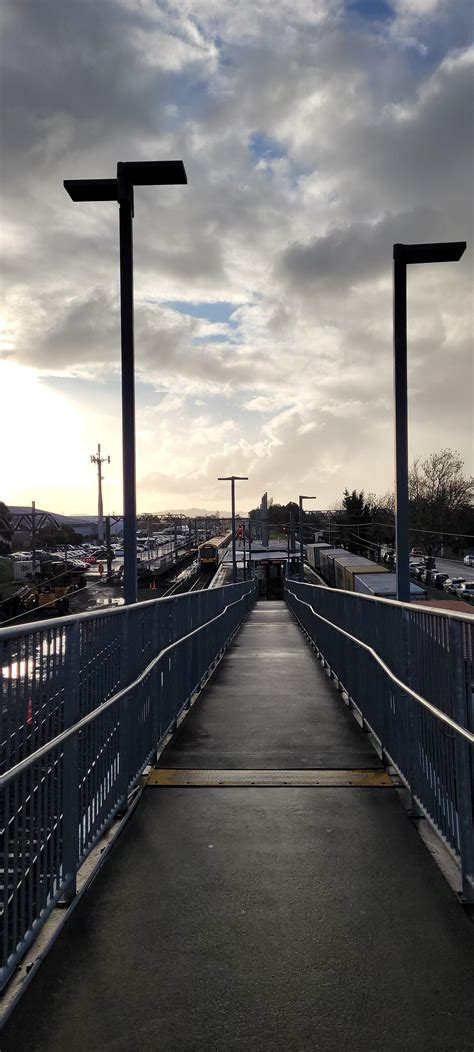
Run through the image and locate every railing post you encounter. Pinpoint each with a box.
[449,619,474,905]
[151,601,161,754]
[61,621,81,903]
[402,608,423,818]
[118,608,132,813]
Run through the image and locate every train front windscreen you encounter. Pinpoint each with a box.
[200,545,218,566]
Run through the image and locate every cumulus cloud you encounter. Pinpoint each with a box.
[1,0,472,513]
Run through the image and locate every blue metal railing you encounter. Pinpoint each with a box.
[0,581,256,989]
[285,580,474,904]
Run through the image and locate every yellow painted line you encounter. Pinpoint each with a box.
[146,769,392,788]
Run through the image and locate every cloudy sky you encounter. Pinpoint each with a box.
[1,0,472,516]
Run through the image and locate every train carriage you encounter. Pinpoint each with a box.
[198,532,233,572]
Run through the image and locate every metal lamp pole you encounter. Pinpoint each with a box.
[64,160,187,603]
[299,495,315,581]
[218,476,248,583]
[393,242,466,601]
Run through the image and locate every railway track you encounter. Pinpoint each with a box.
[163,572,210,597]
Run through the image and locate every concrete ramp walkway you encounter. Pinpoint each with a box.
[2,601,473,1051]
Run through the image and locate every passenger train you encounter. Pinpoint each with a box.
[198,532,233,572]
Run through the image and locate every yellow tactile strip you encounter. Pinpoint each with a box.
[146,769,392,787]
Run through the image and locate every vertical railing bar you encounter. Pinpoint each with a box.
[449,618,474,903]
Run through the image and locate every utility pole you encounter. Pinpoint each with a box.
[90,444,110,543]
[261,493,269,547]
[299,495,316,581]
[289,507,295,553]
[218,476,248,583]
[105,516,113,579]
[31,500,37,574]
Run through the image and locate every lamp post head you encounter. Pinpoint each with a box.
[64,179,118,202]
[218,476,249,482]
[299,495,316,501]
[64,160,187,204]
[393,242,466,265]
[117,160,187,185]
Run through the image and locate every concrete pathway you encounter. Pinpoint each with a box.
[2,602,473,1051]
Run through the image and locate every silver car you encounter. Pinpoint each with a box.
[456,582,474,603]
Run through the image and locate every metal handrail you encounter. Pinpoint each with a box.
[285,586,474,745]
[291,579,474,622]
[0,585,255,789]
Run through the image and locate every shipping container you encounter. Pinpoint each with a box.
[319,548,348,585]
[354,573,426,601]
[332,553,369,589]
[343,562,388,591]
[305,542,332,570]
[13,560,41,582]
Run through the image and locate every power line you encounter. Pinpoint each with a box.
[0,585,89,628]
[325,519,474,539]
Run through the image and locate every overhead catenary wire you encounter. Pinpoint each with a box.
[0,560,89,610]
[0,585,89,629]
[324,519,474,539]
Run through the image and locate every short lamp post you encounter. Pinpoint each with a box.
[393,241,466,602]
[64,160,187,604]
[218,476,248,583]
[299,495,315,581]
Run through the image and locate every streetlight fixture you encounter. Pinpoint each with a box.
[218,476,248,582]
[298,495,316,581]
[393,241,466,601]
[64,159,187,603]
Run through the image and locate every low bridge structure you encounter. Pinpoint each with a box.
[1,580,473,1048]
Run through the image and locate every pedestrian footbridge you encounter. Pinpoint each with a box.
[1,581,473,1049]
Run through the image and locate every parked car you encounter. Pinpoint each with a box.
[456,582,474,603]
[434,572,449,589]
[443,577,465,595]
[463,554,474,567]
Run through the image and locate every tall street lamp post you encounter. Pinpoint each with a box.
[64,160,187,604]
[393,241,466,602]
[218,476,248,583]
[299,495,315,581]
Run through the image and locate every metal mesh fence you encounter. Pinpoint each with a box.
[285,581,474,904]
[0,581,256,989]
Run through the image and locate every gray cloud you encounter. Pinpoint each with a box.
[1,0,472,511]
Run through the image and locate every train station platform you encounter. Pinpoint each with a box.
[2,602,473,1050]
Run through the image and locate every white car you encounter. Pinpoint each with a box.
[463,554,474,567]
[456,582,474,603]
[443,577,465,595]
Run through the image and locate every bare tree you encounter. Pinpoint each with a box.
[409,449,473,552]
